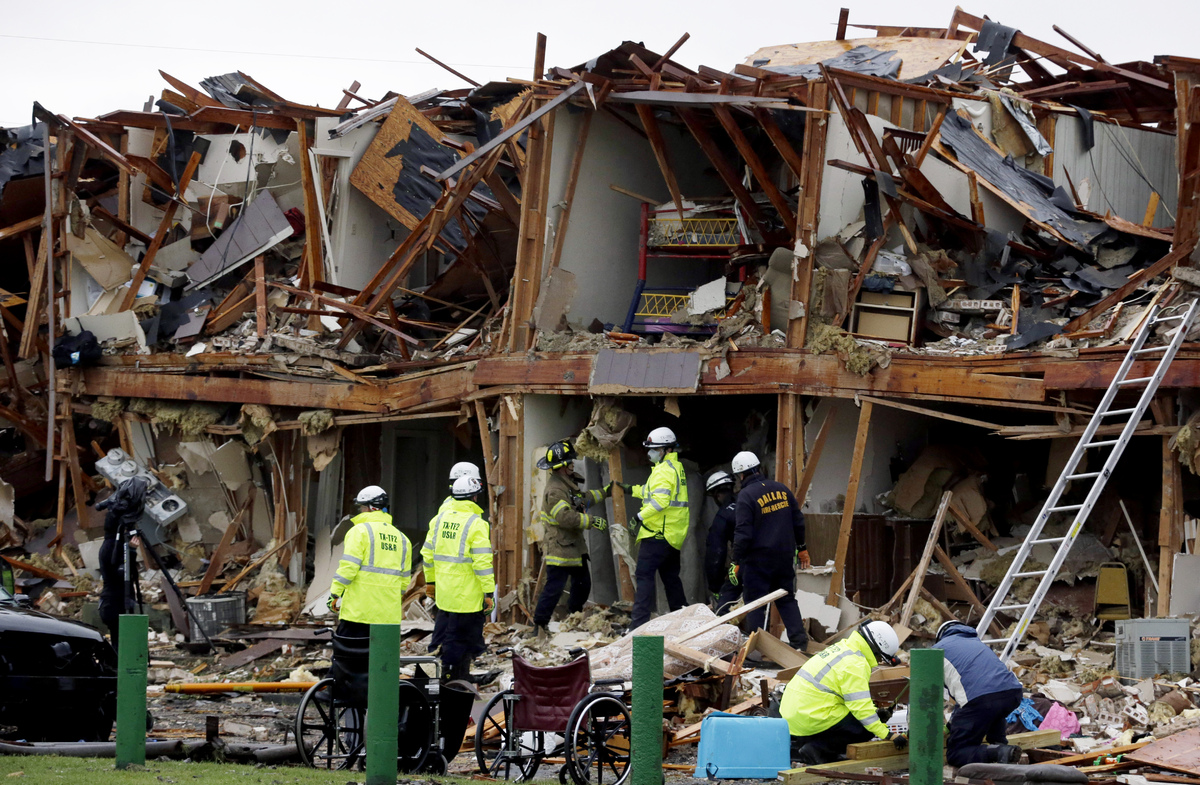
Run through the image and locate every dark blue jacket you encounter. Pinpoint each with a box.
[932,623,1022,705]
[705,502,736,593]
[732,475,805,564]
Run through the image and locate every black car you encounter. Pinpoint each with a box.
[0,577,118,741]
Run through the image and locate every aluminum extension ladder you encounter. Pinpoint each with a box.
[977,297,1200,662]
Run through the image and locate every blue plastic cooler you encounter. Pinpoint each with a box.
[694,712,791,779]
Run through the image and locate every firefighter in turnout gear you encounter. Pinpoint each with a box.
[623,427,689,630]
[426,461,482,653]
[328,486,412,638]
[728,451,810,651]
[421,474,496,683]
[703,471,741,615]
[531,440,610,638]
[780,621,903,765]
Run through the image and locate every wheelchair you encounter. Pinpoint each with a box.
[474,652,632,785]
[293,632,474,773]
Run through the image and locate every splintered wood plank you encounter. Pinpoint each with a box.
[635,103,685,217]
[899,491,952,626]
[827,400,872,606]
[795,407,835,504]
[296,120,324,290]
[548,109,593,271]
[122,151,202,311]
[253,256,267,337]
[712,105,796,235]
[1129,728,1200,776]
[607,450,635,602]
[678,108,767,231]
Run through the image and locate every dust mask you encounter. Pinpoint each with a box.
[648,448,665,464]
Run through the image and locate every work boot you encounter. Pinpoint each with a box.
[791,636,809,654]
[466,669,501,687]
[987,744,1023,764]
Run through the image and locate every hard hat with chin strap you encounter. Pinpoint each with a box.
[705,471,734,493]
[449,462,481,484]
[536,439,578,471]
[859,620,900,666]
[451,475,483,499]
[643,427,677,449]
[355,485,389,508]
[731,451,760,476]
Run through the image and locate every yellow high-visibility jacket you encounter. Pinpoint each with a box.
[329,510,412,624]
[538,472,604,567]
[420,498,495,613]
[632,451,689,549]
[780,632,889,739]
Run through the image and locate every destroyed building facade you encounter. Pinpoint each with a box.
[2,8,1200,657]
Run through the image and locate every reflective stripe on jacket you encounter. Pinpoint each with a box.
[539,472,597,568]
[420,498,495,613]
[779,632,888,740]
[632,452,689,549]
[329,510,412,625]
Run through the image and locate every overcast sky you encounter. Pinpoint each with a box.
[2,0,1196,128]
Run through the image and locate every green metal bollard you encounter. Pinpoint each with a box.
[366,624,400,785]
[909,648,945,785]
[115,614,149,770]
[632,635,664,785]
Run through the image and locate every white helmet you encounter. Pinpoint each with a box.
[449,462,481,486]
[451,475,483,499]
[859,621,900,665]
[355,485,389,508]
[731,451,760,476]
[643,427,677,449]
[706,471,734,493]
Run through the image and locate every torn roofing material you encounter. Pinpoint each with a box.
[938,111,1107,250]
[588,350,702,394]
[0,124,47,200]
[755,45,902,80]
[186,190,293,290]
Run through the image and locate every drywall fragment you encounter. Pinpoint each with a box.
[65,312,149,354]
[307,428,342,472]
[210,441,252,490]
[534,269,577,331]
[688,277,728,315]
[67,227,135,290]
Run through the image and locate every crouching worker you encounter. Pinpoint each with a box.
[934,621,1024,765]
[780,621,904,765]
[421,475,496,683]
[327,486,412,637]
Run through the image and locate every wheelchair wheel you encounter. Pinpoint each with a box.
[474,689,545,781]
[296,678,365,770]
[426,751,449,775]
[565,693,631,785]
[397,679,434,773]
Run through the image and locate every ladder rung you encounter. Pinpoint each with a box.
[981,638,1011,645]
[996,604,1028,612]
[1031,537,1067,545]
[1067,472,1101,480]
[1134,346,1167,354]
[1117,377,1153,386]
[1099,408,1137,417]
[1085,440,1119,448]
[1153,315,1185,323]
[1014,571,1049,578]
[1048,504,1084,512]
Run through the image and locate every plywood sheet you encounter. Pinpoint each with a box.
[1129,727,1200,776]
[745,37,965,79]
[349,96,488,253]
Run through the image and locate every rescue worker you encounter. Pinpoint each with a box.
[728,451,810,650]
[703,471,741,615]
[426,461,482,653]
[780,621,904,765]
[624,427,689,630]
[327,486,412,638]
[934,621,1024,765]
[532,440,609,639]
[421,474,496,682]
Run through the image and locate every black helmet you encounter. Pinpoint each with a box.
[537,439,577,471]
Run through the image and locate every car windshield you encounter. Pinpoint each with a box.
[0,584,13,603]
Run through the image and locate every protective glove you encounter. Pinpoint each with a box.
[327,594,341,613]
[889,732,908,751]
[619,482,635,495]
[602,482,614,498]
[728,563,740,587]
[627,515,642,535]
[797,549,811,570]
[425,583,436,601]
[483,595,495,613]
[589,516,609,532]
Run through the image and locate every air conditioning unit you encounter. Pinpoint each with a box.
[1115,618,1191,679]
[94,448,188,526]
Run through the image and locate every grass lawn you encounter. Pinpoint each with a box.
[0,755,504,784]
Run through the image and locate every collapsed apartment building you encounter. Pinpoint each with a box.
[6,4,1200,771]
